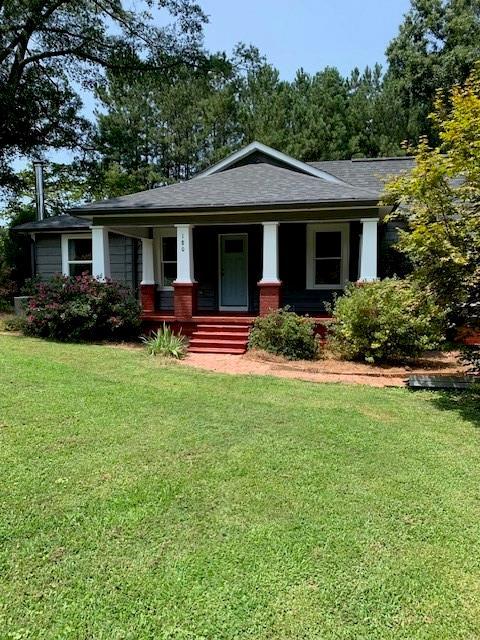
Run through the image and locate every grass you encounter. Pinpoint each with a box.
[1,335,480,639]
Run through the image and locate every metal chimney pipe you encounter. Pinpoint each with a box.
[33,160,45,221]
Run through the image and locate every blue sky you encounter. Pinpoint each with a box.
[200,0,411,79]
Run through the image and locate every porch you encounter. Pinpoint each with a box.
[91,219,379,318]
[90,216,378,338]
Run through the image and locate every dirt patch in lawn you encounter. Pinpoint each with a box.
[179,349,466,387]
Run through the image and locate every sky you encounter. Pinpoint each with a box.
[199,0,412,79]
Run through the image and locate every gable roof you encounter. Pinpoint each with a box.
[197,141,345,183]
[13,214,90,233]
[74,161,378,215]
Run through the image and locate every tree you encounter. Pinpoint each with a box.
[1,163,93,223]
[383,64,480,323]
[285,67,349,160]
[0,0,207,189]
[234,47,290,151]
[346,65,405,158]
[385,0,480,144]
[90,49,235,195]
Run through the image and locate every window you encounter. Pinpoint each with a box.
[61,234,92,276]
[306,224,349,289]
[156,230,177,289]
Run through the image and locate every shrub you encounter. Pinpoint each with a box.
[457,278,480,375]
[21,276,42,296]
[1,315,25,332]
[0,263,16,311]
[460,346,480,375]
[327,279,445,363]
[141,324,187,358]
[248,307,319,360]
[23,273,141,342]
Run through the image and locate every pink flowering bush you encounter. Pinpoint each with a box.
[24,273,141,342]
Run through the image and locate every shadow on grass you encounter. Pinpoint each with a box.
[426,387,480,429]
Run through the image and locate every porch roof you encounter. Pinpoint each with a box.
[13,214,91,233]
[69,162,379,217]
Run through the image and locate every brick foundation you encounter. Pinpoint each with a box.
[140,284,155,313]
[173,282,198,321]
[258,281,282,316]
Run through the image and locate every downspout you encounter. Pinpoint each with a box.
[30,232,36,278]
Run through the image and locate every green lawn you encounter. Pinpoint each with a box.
[1,336,480,640]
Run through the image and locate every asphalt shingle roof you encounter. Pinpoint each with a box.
[13,214,90,232]
[75,162,378,214]
[309,157,415,195]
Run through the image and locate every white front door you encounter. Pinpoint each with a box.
[219,234,248,311]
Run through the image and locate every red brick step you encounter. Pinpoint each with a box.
[188,322,251,354]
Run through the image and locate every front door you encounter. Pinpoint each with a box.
[219,234,248,311]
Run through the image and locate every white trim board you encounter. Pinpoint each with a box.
[306,223,350,290]
[153,227,176,290]
[195,141,345,184]
[61,233,92,276]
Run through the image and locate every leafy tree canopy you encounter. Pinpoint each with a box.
[385,0,480,143]
[0,0,208,188]
[383,64,480,322]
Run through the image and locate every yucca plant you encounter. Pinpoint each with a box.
[141,323,188,359]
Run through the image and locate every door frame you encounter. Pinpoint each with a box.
[218,233,249,312]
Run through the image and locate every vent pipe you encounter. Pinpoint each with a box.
[33,160,45,221]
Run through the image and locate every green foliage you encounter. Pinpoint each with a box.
[23,274,140,342]
[91,53,406,191]
[0,206,35,297]
[383,64,480,321]
[0,262,16,309]
[0,0,207,188]
[141,324,187,359]
[346,65,405,158]
[385,0,480,143]
[460,345,480,375]
[2,0,479,193]
[327,280,445,363]
[1,164,94,222]
[1,314,25,332]
[248,307,319,360]
[2,336,480,639]
[92,52,236,194]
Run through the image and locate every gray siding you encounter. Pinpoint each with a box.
[35,235,62,279]
[34,232,139,289]
[110,234,137,287]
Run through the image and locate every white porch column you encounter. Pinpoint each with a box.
[359,218,378,281]
[92,226,110,281]
[174,224,195,283]
[140,237,155,285]
[260,221,280,283]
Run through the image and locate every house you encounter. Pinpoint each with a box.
[15,142,414,352]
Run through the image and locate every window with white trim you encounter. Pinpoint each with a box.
[156,229,177,289]
[61,234,92,276]
[306,223,349,289]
